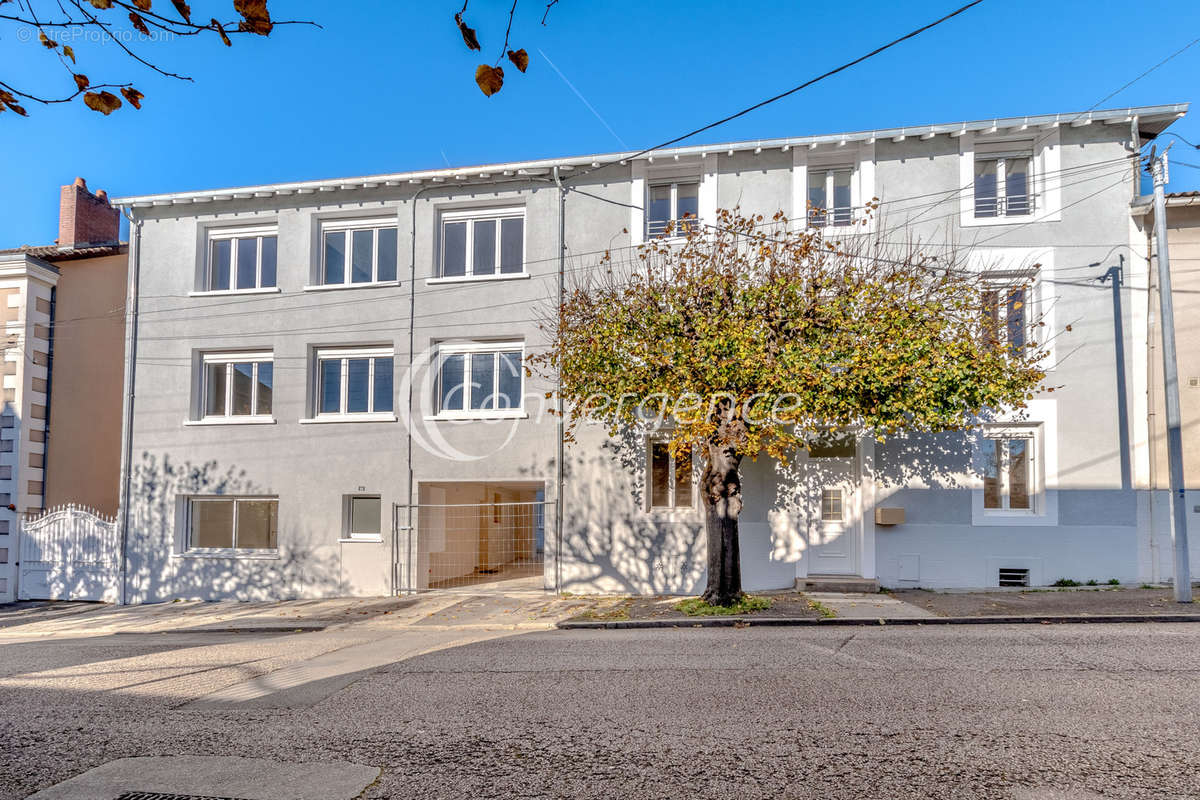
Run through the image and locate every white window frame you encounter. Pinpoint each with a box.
[342,494,383,542]
[202,224,279,294]
[982,273,1038,353]
[314,217,400,289]
[181,496,279,557]
[646,434,695,512]
[194,351,274,424]
[972,421,1058,526]
[645,180,701,239]
[806,166,855,228]
[979,427,1038,515]
[432,340,526,420]
[308,346,396,422]
[973,153,1034,219]
[436,207,526,281]
[961,130,1061,228]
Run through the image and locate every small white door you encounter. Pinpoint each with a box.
[799,443,861,576]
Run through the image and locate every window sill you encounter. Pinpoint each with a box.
[299,413,398,424]
[426,273,530,285]
[188,287,281,297]
[961,212,1056,228]
[302,281,401,292]
[338,536,384,544]
[174,549,280,560]
[424,410,528,421]
[183,417,276,427]
[648,506,700,523]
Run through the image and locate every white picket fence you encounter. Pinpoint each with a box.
[18,504,120,602]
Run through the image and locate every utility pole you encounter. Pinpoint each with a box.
[1150,146,1192,603]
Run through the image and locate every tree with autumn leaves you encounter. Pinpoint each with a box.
[0,0,300,116]
[533,209,1048,606]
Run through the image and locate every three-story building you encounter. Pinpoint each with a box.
[113,103,1196,602]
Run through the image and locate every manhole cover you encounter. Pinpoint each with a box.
[114,793,253,800]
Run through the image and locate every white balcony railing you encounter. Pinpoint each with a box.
[974,193,1036,218]
[645,216,704,239]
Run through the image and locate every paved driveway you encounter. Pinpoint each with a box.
[2,617,1198,799]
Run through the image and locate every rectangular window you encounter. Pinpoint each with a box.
[820,488,843,521]
[646,181,701,238]
[439,208,525,278]
[345,494,382,540]
[982,284,1030,353]
[981,430,1036,512]
[435,342,524,416]
[314,347,394,417]
[974,153,1033,218]
[807,167,854,227]
[320,219,399,286]
[206,226,278,291]
[187,497,278,551]
[201,353,273,420]
[648,438,693,509]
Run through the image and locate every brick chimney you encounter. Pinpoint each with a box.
[58,177,119,248]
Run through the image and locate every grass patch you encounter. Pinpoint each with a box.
[1052,578,1082,587]
[576,599,633,621]
[675,594,772,617]
[807,599,837,619]
[1107,578,1121,586]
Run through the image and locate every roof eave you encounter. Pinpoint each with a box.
[112,103,1190,209]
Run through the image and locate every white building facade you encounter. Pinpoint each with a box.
[112,103,1198,602]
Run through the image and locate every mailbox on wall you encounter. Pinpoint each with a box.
[875,507,905,526]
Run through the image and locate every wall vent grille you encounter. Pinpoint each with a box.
[998,567,1030,587]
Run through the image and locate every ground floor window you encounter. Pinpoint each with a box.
[187,497,278,551]
[345,494,382,540]
[981,428,1036,512]
[648,437,693,510]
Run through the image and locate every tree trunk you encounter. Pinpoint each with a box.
[700,433,744,606]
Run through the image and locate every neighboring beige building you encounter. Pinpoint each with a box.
[1139,190,1200,581]
[0,179,126,602]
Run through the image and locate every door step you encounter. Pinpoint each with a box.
[797,575,880,594]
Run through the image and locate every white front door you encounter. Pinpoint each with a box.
[799,443,862,576]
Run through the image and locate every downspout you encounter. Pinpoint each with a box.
[552,166,566,594]
[400,183,439,596]
[116,210,142,605]
[40,285,56,512]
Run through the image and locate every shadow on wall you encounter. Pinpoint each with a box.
[561,428,705,595]
[125,452,348,603]
[560,426,974,596]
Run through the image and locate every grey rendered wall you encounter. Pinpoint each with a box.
[126,120,1154,599]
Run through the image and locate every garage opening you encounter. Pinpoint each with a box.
[405,482,548,592]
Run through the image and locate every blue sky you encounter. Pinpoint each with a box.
[1,0,1198,246]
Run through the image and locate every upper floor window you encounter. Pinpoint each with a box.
[187,496,278,552]
[322,219,398,286]
[316,346,394,418]
[207,225,277,291]
[981,428,1038,513]
[974,150,1032,218]
[440,208,524,278]
[982,281,1031,354]
[435,341,523,417]
[807,167,853,227]
[646,181,700,238]
[648,437,692,510]
[202,352,273,421]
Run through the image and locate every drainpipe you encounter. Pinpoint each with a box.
[400,183,439,596]
[116,210,142,605]
[552,166,566,594]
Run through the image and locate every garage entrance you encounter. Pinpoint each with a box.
[398,482,549,592]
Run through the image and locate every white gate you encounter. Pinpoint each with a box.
[18,504,119,602]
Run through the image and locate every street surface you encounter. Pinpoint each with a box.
[1,604,1198,799]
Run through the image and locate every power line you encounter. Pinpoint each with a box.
[564,0,987,184]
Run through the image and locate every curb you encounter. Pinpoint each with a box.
[556,613,1200,630]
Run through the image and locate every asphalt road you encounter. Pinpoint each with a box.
[2,622,1199,799]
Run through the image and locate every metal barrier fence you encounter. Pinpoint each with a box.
[396,500,551,592]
